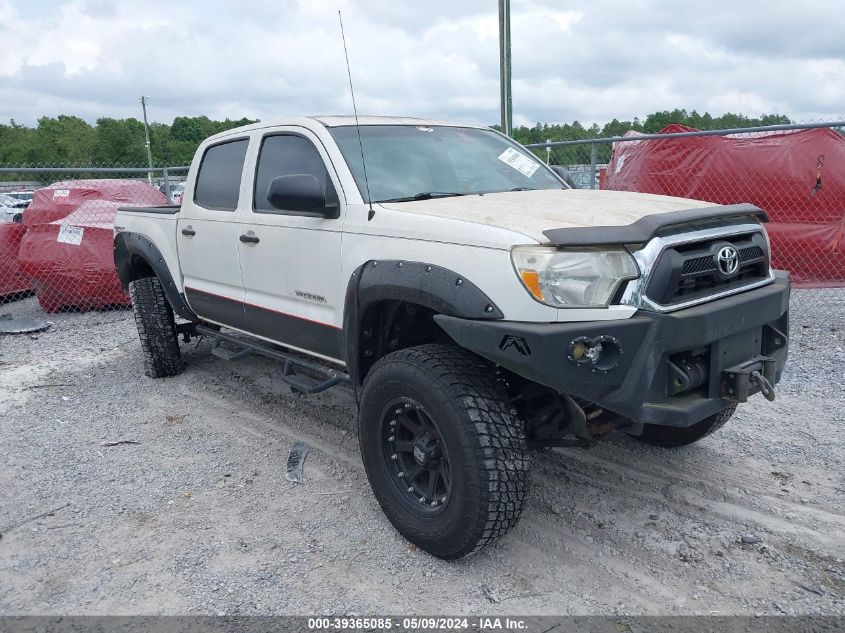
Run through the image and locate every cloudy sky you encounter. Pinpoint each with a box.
[0,0,843,127]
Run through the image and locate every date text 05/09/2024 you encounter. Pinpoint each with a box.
[307,617,529,631]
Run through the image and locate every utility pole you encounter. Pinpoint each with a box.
[498,0,513,137]
[140,96,155,185]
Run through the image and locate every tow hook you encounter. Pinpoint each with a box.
[750,370,776,401]
[721,356,777,403]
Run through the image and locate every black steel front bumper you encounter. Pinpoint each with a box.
[435,272,790,427]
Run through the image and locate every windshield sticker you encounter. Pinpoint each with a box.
[416,126,434,132]
[498,147,539,178]
[57,224,84,246]
[53,189,70,198]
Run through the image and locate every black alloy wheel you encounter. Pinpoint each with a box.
[380,398,452,515]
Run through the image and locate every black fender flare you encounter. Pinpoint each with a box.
[114,232,197,321]
[343,260,504,395]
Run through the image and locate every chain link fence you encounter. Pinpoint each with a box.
[0,165,187,314]
[526,120,845,311]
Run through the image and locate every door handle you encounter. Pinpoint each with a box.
[239,234,260,244]
[181,227,196,236]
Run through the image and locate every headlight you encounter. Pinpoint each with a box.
[512,246,639,307]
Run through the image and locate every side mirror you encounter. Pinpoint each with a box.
[267,174,327,214]
[550,165,577,188]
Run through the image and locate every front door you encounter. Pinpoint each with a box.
[178,137,250,330]
[237,130,346,364]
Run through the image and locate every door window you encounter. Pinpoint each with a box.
[253,134,339,214]
[193,139,249,211]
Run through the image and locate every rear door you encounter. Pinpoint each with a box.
[237,129,346,363]
[178,137,250,330]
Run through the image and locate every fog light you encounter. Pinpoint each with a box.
[584,343,603,363]
[568,336,622,373]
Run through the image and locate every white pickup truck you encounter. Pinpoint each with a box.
[114,116,790,559]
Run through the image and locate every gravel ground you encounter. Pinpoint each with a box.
[0,289,843,616]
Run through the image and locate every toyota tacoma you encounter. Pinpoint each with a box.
[114,116,790,559]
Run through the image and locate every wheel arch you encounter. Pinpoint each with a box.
[114,232,197,321]
[343,260,503,399]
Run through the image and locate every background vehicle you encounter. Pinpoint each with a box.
[114,116,790,559]
[159,181,185,204]
[0,193,26,223]
[5,190,34,207]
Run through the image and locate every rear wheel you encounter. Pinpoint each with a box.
[359,344,530,559]
[635,405,736,447]
[128,276,182,378]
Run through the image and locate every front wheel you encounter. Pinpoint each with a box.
[635,405,736,447]
[358,344,530,559]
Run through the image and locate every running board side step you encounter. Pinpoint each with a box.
[196,324,350,394]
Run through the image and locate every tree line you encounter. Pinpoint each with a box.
[0,109,792,168]
[0,115,257,167]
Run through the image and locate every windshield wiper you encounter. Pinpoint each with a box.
[377,192,467,203]
[509,187,537,191]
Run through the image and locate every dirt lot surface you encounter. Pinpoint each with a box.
[1,290,844,616]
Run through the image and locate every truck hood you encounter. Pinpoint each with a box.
[378,189,717,244]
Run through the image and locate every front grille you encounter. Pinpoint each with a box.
[681,244,764,275]
[740,245,764,263]
[646,232,770,307]
[681,255,716,275]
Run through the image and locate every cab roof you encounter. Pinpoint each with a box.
[204,116,487,143]
[311,115,482,128]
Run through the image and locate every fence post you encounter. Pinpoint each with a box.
[590,143,597,190]
[163,168,172,205]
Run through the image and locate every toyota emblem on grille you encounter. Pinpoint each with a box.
[716,245,740,277]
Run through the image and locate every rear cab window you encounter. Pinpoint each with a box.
[193,139,249,210]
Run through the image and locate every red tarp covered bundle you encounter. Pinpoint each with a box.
[17,180,165,312]
[24,179,165,227]
[601,124,845,287]
[0,222,30,297]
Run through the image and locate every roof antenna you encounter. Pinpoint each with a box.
[338,10,375,221]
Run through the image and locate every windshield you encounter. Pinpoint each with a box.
[328,125,566,204]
